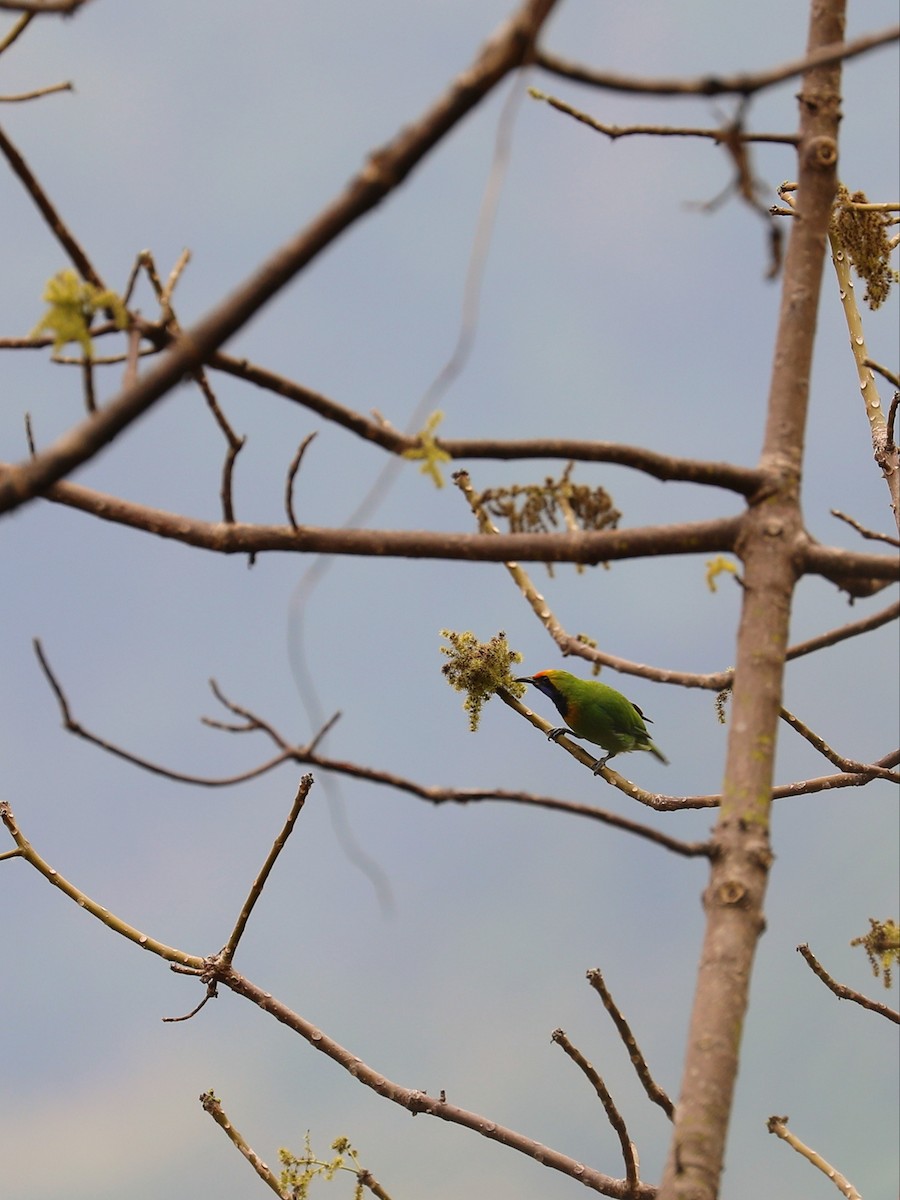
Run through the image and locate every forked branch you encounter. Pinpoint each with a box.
[0,797,653,1199]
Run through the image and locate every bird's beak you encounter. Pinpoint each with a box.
[513,676,533,684]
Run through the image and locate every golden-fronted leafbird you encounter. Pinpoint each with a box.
[515,669,668,773]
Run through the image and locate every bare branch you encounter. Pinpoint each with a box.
[35,647,710,855]
[0,0,560,517]
[285,432,317,530]
[586,969,675,1121]
[551,1028,641,1196]
[220,776,312,966]
[779,706,900,781]
[32,474,747,564]
[797,944,900,1023]
[865,358,900,390]
[34,639,296,784]
[0,11,32,53]
[767,1115,862,1199]
[208,349,766,495]
[162,986,217,1024]
[535,24,900,96]
[219,965,649,1198]
[3,793,648,1194]
[80,357,95,414]
[831,507,900,547]
[0,0,92,11]
[0,80,73,101]
[200,1091,287,1198]
[529,88,796,145]
[0,800,204,968]
[0,123,104,287]
[676,752,900,808]
[0,320,132,351]
[785,599,899,660]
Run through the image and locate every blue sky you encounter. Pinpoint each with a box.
[1,3,898,1199]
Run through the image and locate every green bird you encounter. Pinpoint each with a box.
[515,669,668,774]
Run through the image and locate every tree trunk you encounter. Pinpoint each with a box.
[657,2,846,1196]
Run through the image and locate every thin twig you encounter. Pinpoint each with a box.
[797,944,900,1023]
[1,320,127,351]
[535,24,900,96]
[162,986,217,1024]
[200,1092,287,1198]
[0,0,561,516]
[184,365,245,523]
[681,752,900,807]
[33,645,710,852]
[33,633,900,824]
[586,968,675,1120]
[0,123,104,287]
[33,639,296,783]
[135,252,243,517]
[528,88,796,144]
[34,627,900,814]
[219,963,643,1196]
[220,775,312,965]
[831,507,900,547]
[779,706,899,782]
[551,1028,641,1197]
[24,311,766,497]
[0,800,204,968]
[206,348,765,495]
[160,248,191,308]
[864,358,900,390]
[5,802,632,1190]
[767,1115,862,1199]
[285,431,317,529]
[0,80,72,101]
[0,11,32,54]
[219,435,245,524]
[29,474,752,566]
[80,357,95,413]
[0,0,92,11]
[1,800,651,1197]
[785,599,899,660]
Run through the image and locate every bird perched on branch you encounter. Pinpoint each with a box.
[515,669,668,774]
